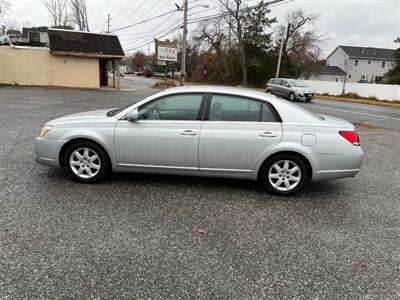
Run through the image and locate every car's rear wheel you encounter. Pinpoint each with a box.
[259,154,309,196]
[63,141,110,183]
[289,93,296,101]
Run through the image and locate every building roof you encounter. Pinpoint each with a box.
[48,28,124,57]
[318,66,346,75]
[338,46,396,61]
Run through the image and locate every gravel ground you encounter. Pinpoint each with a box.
[1,85,400,299]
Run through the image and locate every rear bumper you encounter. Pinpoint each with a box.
[311,146,365,182]
[34,137,66,167]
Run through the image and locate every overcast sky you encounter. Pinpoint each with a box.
[5,0,400,56]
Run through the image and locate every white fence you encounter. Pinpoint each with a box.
[302,80,400,102]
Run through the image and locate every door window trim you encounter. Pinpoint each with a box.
[203,93,282,123]
[131,92,207,121]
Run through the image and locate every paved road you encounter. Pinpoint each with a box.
[297,99,400,129]
[118,75,400,129]
[1,84,400,299]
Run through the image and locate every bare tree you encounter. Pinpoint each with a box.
[218,0,248,86]
[0,0,10,20]
[69,0,89,31]
[3,16,20,32]
[41,0,69,27]
[276,9,326,77]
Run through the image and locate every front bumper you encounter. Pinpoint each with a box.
[297,93,315,101]
[34,137,67,167]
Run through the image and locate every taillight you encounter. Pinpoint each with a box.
[339,131,360,146]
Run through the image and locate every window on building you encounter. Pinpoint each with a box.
[368,60,371,64]
[361,75,366,80]
[348,74,352,79]
[355,60,359,66]
[382,61,386,68]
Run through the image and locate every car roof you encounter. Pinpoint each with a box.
[163,85,280,104]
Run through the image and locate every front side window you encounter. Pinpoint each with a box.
[208,95,278,122]
[281,80,291,87]
[138,94,203,120]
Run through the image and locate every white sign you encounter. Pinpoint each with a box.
[157,60,167,66]
[157,46,178,62]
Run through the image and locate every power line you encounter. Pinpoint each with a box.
[113,8,178,32]
[122,0,292,52]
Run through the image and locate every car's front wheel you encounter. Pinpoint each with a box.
[259,154,309,196]
[63,141,110,183]
[289,93,296,101]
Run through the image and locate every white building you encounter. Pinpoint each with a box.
[324,46,396,83]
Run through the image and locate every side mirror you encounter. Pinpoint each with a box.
[127,109,139,122]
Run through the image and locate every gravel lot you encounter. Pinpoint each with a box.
[1,85,400,299]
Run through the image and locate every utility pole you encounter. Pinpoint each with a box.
[276,24,290,78]
[107,13,111,33]
[180,0,188,86]
[276,37,284,78]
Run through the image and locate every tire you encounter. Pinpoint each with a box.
[266,89,272,94]
[259,154,309,196]
[63,141,111,183]
[289,93,296,101]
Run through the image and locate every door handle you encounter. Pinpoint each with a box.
[180,130,197,136]
[259,131,277,138]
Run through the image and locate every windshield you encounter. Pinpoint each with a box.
[289,80,308,88]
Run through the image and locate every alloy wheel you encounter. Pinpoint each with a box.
[268,160,301,192]
[69,147,101,179]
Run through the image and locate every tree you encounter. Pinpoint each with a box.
[131,51,147,71]
[0,0,10,20]
[388,48,400,84]
[3,17,20,33]
[69,0,89,31]
[41,0,69,27]
[218,0,248,86]
[276,9,325,78]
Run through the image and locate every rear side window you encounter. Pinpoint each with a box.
[208,94,278,122]
[269,79,275,84]
[274,79,282,85]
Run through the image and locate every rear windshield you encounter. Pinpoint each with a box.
[284,100,325,121]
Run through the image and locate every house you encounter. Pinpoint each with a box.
[0,28,124,89]
[325,46,396,83]
[309,65,347,82]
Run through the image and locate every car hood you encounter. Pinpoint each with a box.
[320,114,354,129]
[48,109,113,125]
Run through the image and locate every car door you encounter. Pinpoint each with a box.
[114,93,205,170]
[272,79,283,96]
[280,80,291,98]
[199,94,283,173]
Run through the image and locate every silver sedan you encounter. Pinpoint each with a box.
[34,86,364,196]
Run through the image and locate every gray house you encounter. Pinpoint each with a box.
[309,66,347,82]
[324,46,396,83]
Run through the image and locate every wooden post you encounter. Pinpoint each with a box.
[116,60,120,90]
[112,59,116,88]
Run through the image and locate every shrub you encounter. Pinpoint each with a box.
[344,92,362,99]
[143,68,153,77]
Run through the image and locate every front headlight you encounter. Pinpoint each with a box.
[40,125,53,138]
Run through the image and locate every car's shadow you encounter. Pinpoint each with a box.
[42,167,346,201]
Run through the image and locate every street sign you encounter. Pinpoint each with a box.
[155,39,178,62]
